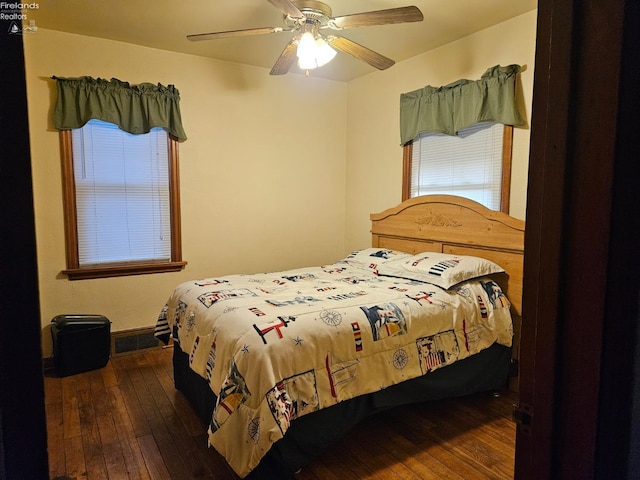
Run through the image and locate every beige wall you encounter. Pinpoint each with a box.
[25,10,536,356]
[24,30,347,356]
[344,10,537,252]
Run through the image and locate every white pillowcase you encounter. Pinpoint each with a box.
[376,252,505,289]
[340,248,410,272]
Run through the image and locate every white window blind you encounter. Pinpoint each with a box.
[71,119,171,266]
[410,122,504,210]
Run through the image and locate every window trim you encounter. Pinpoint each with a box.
[59,129,186,280]
[402,124,513,214]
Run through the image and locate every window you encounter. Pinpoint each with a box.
[402,122,513,213]
[60,119,185,280]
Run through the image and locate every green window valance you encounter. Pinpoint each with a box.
[52,76,187,141]
[399,64,525,145]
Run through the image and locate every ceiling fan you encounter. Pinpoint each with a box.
[187,0,424,75]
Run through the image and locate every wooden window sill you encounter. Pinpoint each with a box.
[62,261,187,280]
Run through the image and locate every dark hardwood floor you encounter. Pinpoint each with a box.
[44,347,516,480]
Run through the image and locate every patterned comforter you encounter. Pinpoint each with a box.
[154,252,513,477]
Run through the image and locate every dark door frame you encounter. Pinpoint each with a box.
[516,1,640,478]
[0,12,49,480]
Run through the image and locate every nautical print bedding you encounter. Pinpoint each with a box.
[154,250,513,478]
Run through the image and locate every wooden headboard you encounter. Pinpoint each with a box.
[371,195,525,384]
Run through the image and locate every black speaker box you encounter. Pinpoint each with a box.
[51,314,111,377]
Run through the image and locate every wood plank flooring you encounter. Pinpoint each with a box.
[44,347,516,479]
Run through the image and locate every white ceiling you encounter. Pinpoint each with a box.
[28,0,537,82]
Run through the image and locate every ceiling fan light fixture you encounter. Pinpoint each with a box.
[296,31,336,70]
[314,35,337,67]
[188,2,424,76]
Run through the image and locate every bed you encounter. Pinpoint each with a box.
[154,195,525,479]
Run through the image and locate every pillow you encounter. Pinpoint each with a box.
[376,251,505,289]
[340,248,410,272]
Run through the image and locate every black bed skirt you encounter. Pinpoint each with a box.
[172,341,512,479]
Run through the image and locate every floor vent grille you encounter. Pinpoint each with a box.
[113,328,161,356]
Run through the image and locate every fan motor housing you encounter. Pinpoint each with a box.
[293,0,332,18]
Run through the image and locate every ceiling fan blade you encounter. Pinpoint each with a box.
[331,6,423,29]
[270,38,299,75]
[328,36,395,70]
[187,26,291,41]
[266,0,304,19]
